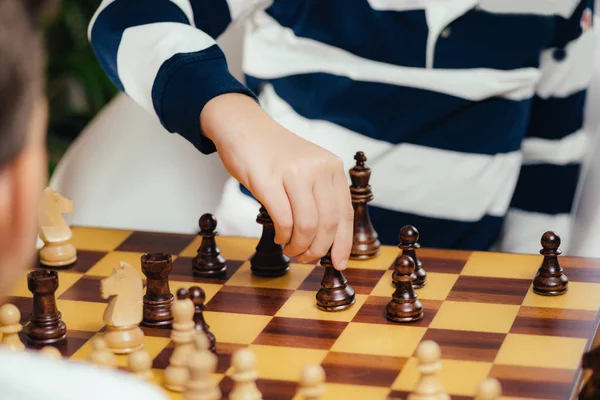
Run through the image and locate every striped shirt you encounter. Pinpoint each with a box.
[88,0,596,253]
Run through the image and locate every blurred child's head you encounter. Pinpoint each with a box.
[0,0,48,297]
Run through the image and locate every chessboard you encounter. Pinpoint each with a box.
[5,225,600,400]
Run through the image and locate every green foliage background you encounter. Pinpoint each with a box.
[44,0,118,174]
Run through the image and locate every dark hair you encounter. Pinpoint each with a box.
[0,0,45,168]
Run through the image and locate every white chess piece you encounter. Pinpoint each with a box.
[298,365,326,400]
[408,340,449,400]
[164,290,196,392]
[230,348,262,400]
[0,304,24,351]
[40,346,62,359]
[475,377,502,400]
[88,336,116,368]
[128,349,153,380]
[38,187,77,267]
[184,333,221,400]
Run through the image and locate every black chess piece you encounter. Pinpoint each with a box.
[250,205,290,277]
[349,151,381,260]
[193,213,227,277]
[141,253,174,328]
[188,286,216,353]
[387,254,424,323]
[23,269,67,346]
[393,225,427,289]
[316,249,356,311]
[533,231,568,296]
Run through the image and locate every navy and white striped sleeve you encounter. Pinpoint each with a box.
[500,0,596,253]
[88,0,271,154]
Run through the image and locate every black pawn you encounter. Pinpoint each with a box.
[250,205,290,277]
[189,286,216,353]
[387,254,424,323]
[316,249,356,311]
[193,213,227,277]
[392,225,426,288]
[533,231,568,296]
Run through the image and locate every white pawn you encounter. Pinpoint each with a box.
[128,349,154,380]
[230,348,262,400]
[184,333,221,400]
[88,336,116,368]
[408,340,449,400]
[475,378,502,400]
[40,346,62,359]
[0,304,24,351]
[164,289,196,392]
[298,365,326,400]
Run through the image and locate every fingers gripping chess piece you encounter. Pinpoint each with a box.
[141,252,174,328]
[100,262,145,354]
[184,333,221,400]
[387,255,424,323]
[0,304,24,351]
[189,286,216,353]
[88,336,116,368]
[298,365,326,400]
[316,248,356,311]
[250,205,290,277]
[38,187,77,267]
[349,151,380,259]
[128,349,154,380]
[164,288,196,392]
[395,225,427,288]
[193,213,227,277]
[533,231,568,296]
[230,348,262,400]
[475,378,502,400]
[408,341,449,400]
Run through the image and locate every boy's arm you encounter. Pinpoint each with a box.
[88,1,354,270]
[500,0,596,253]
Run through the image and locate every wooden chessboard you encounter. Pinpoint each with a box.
[6,226,600,399]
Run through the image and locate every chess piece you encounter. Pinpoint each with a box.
[387,255,424,323]
[189,286,216,353]
[88,336,116,368]
[0,304,25,351]
[23,269,67,346]
[184,333,221,400]
[581,345,600,400]
[100,261,145,354]
[533,231,568,296]
[128,349,154,380]
[193,213,227,277]
[250,205,290,277]
[394,225,427,288]
[40,346,62,359]
[316,249,356,311]
[349,151,380,259]
[141,252,174,328]
[408,341,449,400]
[38,187,77,267]
[475,378,502,400]
[230,348,262,400]
[298,365,326,400]
[164,288,196,392]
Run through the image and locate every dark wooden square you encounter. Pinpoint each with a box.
[490,365,576,400]
[352,296,441,327]
[171,257,244,284]
[298,266,384,295]
[397,248,470,274]
[420,329,506,362]
[446,275,530,305]
[253,317,348,350]
[321,352,407,387]
[58,275,107,303]
[206,286,294,316]
[219,377,297,400]
[24,329,95,358]
[562,256,600,283]
[41,250,106,274]
[115,231,195,255]
[510,306,598,338]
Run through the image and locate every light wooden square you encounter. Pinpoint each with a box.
[56,299,107,332]
[521,282,600,311]
[331,322,427,357]
[292,383,392,400]
[180,236,257,261]
[86,251,154,278]
[203,311,272,344]
[430,301,519,333]
[8,271,83,298]
[225,262,315,290]
[275,290,368,322]
[169,281,222,303]
[494,333,588,370]
[461,252,540,279]
[392,357,493,396]
[71,227,133,252]
[370,271,457,300]
[347,245,398,270]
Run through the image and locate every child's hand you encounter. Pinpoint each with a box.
[201,93,353,270]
